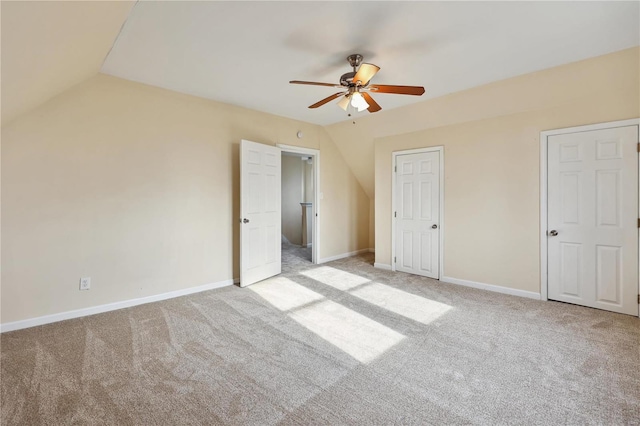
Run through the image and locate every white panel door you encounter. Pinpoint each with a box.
[240,140,281,287]
[395,151,440,279]
[547,126,638,315]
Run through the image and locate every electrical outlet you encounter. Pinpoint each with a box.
[79,277,91,290]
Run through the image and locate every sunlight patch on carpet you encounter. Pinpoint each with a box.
[248,276,324,311]
[301,266,370,290]
[289,300,405,363]
[350,283,452,325]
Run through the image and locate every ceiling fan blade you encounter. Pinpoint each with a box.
[308,92,346,109]
[290,80,341,88]
[369,84,425,96]
[353,63,380,86]
[361,92,381,113]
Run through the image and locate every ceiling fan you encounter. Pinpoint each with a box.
[290,54,425,114]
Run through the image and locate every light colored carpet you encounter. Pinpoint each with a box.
[2,252,639,425]
[281,241,312,273]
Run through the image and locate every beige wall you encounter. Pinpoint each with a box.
[327,47,640,204]
[303,160,313,203]
[325,122,376,198]
[281,156,303,246]
[1,74,370,324]
[369,198,375,250]
[375,48,639,293]
[3,47,636,324]
[318,128,371,258]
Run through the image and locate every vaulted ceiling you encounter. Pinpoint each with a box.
[2,1,638,197]
[102,1,639,125]
[3,1,638,127]
[1,1,134,125]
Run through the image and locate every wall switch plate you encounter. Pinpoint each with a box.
[80,277,91,290]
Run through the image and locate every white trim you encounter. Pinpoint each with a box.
[540,128,549,301]
[539,119,640,317]
[441,276,541,300]
[539,119,640,137]
[318,248,370,264]
[277,144,320,265]
[374,262,392,271]
[0,279,234,333]
[391,146,445,279]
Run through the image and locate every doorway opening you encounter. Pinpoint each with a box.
[278,144,320,270]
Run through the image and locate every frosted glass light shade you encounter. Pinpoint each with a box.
[337,95,351,111]
[350,92,369,112]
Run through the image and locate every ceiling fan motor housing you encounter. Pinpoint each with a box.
[341,54,372,88]
[340,71,357,87]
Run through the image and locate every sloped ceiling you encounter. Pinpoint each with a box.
[102,1,639,126]
[1,1,134,125]
[326,47,640,197]
[2,1,638,199]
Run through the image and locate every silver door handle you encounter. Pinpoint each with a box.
[548,230,558,236]
[432,224,438,229]
[242,218,250,224]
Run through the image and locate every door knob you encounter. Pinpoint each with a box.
[548,230,558,236]
[432,224,438,229]
[243,218,250,224]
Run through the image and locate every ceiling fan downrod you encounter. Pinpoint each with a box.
[347,54,363,71]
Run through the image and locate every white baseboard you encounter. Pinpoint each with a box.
[318,248,370,264]
[0,279,235,333]
[441,276,541,300]
[374,262,392,271]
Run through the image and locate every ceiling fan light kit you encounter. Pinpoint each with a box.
[290,53,425,115]
[337,95,351,111]
[350,92,370,112]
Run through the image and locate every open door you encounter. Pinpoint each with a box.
[240,140,281,287]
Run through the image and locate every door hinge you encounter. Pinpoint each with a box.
[394,211,397,218]
[394,257,396,263]
[394,165,397,172]
[638,294,640,304]
[638,218,640,228]
[637,143,640,153]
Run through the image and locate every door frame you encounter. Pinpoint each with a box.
[277,143,320,264]
[391,146,445,279]
[539,118,640,317]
